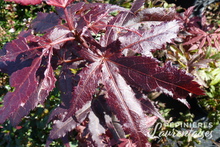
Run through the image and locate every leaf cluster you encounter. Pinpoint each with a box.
[0,0,206,146]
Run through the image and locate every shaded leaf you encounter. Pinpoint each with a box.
[130,0,145,13]
[65,61,102,120]
[58,64,75,108]
[31,12,61,33]
[101,61,152,146]
[88,111,106,146]
[91,95,126,145]
[47,102,91,146]
[140,95,165,121]
[9,64,56,126]
[0,57,41,124]
[0,37,32,62]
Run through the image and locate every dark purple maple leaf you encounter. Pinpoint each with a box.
[31,12,61,34]
[64,61,102,120]
[9,61,56,126]
[0,57,41,124]
[0,1,205,146]
[119,20,180,56]
[88,111,106,146]
[0,25,74,125]
[101,64,156,146]
[63,6,204,145]
[113,57,204,100]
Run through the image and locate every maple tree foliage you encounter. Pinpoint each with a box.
[175,6,220,52]
[0,0,205,146]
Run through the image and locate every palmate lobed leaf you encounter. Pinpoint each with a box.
[0,28,68,125]
[0,0,206,146]
[64,61,102,120]
[119,20,180,56]
[50,5,204,146]
[9,59,56,126]
[65,7,204,145]
[112,56,204,99]
[0,46,57,125]
[31,12,62,34]
[0,35,42,69]
[0,57,41,124]
[101,60,156,146]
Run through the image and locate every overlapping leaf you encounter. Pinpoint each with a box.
[0,57,41,124]
[184,26,220,51]
[0,0,206,146]
[31,12,61,33]
[99,0,145,48]
[58,64,75,108]
[88,111,106,146]
[46,101,91,146]
[0,37,34,62]
[101,61,155,146]
[119,20,180,56]
[64,61,102,120]
[0,39,38,74]
[112,56,204,99]
[78,3,130,34]
[9,55,56,126]
[0,26,71,125]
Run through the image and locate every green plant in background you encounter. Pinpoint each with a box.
[0,88,65,146]
[0,1,63,146]
[160,5,220,146]
[147,0,220,146]
[0,1,55,48]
